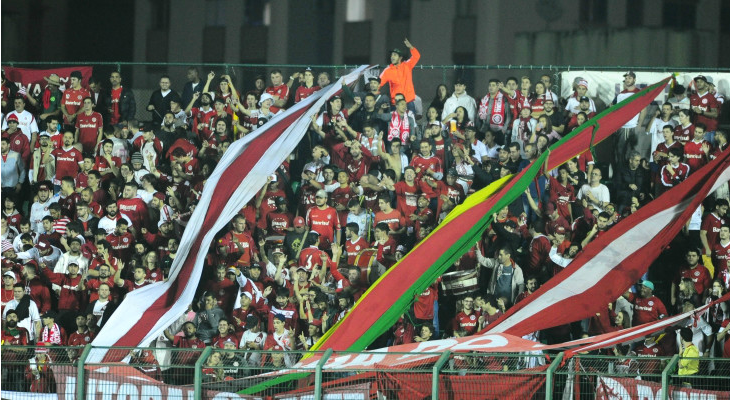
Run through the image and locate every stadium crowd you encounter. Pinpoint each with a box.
[1,41,729,389]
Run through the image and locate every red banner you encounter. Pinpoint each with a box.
[4,66,93,97]
[52,364,256,400]
[376,367,547,400]
[596,376,730,400]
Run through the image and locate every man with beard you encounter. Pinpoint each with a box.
[67,313,95,346]
[30,182,56,233]
[40,261,84,329]
[1,309,30,390]
[50,131,83,188]
[84,282,114,330]
[2,284,42,342]
[186,91,216,142]
[97,202,132,235]
[82,264,116,303]
[163,321,205,384]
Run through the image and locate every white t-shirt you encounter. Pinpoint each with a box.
[2,298,41,341]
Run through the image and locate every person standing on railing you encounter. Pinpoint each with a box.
[380,38,420,114]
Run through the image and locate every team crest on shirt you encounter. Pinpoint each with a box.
[694,271,700,276]
[123,237,129,243]
[85,336,90,342]
[92,117,96,122]
[470,315,476,320]
[648,301,654,306]
[355,245,361,251]
[77,95,82,100]
[151,272,158,278]
[14,140,20,145]
[652,348,658,353]
[702,98,708,104]
[327,215,331,220]
[219,289,225,296]
[66,94,70,99]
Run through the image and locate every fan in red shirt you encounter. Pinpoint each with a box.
[374,195,406,238]
[1,310,30,369]
[171,147,200,181]
[411,141,443,183]
[628,281,667,326]
[61,71,91,128]
[452,294,481,337]
[305,190,341,249]
[186,92,217,141]
[683,123,711,173]
[672,249,712,302]
[50,132,83,186]
[163,321,206,381]
[66,314,96,347]
[115,182,148,234]
[74,97,103,154]
[255,176,287,232]
[673,109,694,145]
[264,70,290,113]
[700,199,728,256]
[372,223,398,269]
[344,223,369,266]
[294,68,321,103]
[38,262,84,314]
[393,167,420,221]
[690,75,720,133]
[330,140,374,183]
[221,215,259,269]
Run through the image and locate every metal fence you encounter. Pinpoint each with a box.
[2,345,729,400]
[4,61,730,128]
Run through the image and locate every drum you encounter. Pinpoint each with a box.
[353,248,385,284]
[441,269,479,297]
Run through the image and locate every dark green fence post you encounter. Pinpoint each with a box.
[76,345,92,400]
[194,347,213,400]
[545,352,564,400]
[314,349,333,400]
[431,350,451,400]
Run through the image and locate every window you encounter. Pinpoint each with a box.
[244,0,266,26]
[662,0,696,30]
[390,0,411,21]
[626,0,643,28]
[347,0,368,22]
[206,0,226,27]
[150,0,170,30]
[456,0,477,18]
[579,0,607,27]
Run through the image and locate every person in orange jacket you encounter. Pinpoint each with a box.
[380,38,420,113]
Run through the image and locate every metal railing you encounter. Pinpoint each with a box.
[2,345,729,400]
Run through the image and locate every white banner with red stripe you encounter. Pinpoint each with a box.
[87,66,371,362]
[483,150,730,338]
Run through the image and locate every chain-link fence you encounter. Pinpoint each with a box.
[2,345,730,399]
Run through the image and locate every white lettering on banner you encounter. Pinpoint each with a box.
[324,352,387,369]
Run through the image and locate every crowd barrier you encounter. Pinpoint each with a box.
[2,345,729,399]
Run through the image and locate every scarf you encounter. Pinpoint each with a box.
[42,87,52,110]
[42,322,62,344]
[388,111,411,144]
[478,92,506,126]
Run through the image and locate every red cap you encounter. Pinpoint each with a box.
[555,226,566,234]
[153,192,166,201]
[293,216,305,227]
[35,238,51,251]
[6,114,18,123]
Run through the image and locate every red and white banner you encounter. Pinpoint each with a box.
[596,376,730,400]
[3,66,93,96]
[87,66,372,362]
[52,364,258,400]
[484,150,730,337]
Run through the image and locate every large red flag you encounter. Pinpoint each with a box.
[484,150,730,337]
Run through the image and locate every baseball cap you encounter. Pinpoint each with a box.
[642,280,654,291]
[694,75,708,83]
[6,114,18,123]
[368,76,381,82]
[579,96,590,103]
[623,71,636,78]
[258,93,274,106]
[391,48,404,57]
[395,245,407,253]
[303,163,317,174]
[577,79,588,88]
[3,271,16,281]
[555,226,566,235]
[272,246,284,255]
[315,189,328,199]
[35,238,51,251]
[244,315,259,330]
[1,240,13,254]
[241,291,253,300]
[41,310,58,320]
[706,76,714,85]
[39,132,51,138]
[131,153,144,163]
[293,216,305,227]
[153,192,166,201]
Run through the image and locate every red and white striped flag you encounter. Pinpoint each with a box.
[484,150,730,337]
[88,66,371,362]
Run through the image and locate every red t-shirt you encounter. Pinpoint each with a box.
[673,123,694,145]
[61,87,92,125]
[75,111,103,153]
[374,209,405,233]
[116,198,148,232]
[306,206,341,246]
[631,295,667,326]
[701,212,726,251]
[690,91,720,131]
[683,139,709,173]
[675,265,712,295]
[51,146,83,185]
[295,85,320,103]
[94,155,122,181]
[110,87,123,125]
[265,84,290,113]
[453,310,481,336]
[190,107,217,140]
[345,237,370,266]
